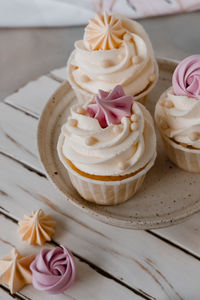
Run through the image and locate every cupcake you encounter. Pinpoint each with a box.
[57,85,157,205]
[155,54,200,173]
[67,12,158,105]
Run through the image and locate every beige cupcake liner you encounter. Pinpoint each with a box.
[67,168,146,205]
[57,135,156,205]
[67,60,159,106]
[162,135,200,173]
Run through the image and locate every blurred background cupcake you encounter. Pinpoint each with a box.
[57,85,157,205]
[155,54,200,173]
[67,12,158,105]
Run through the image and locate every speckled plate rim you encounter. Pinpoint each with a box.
[37,57,200,230]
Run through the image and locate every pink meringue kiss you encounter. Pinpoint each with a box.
[87,85,133,128]
[30,246,76,294]
[172,54,200,99]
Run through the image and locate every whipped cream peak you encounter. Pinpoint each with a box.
[84,12,126,50]
[87,85,133,128]
[172,54,200,100]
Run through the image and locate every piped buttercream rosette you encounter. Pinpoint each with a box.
[58,85,156,176]
[67,11,158,103]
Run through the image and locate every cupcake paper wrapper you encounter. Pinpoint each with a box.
[68,169,146,205]
[57,133,156,205]
[162,135,200,173]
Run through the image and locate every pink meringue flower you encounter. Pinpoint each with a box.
[172,54,200,99]
[87,85,133,128]
[30,246,76,294]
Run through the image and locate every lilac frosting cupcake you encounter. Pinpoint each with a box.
[155,54,200,172]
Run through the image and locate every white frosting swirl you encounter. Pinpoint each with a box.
[67,17,158,100]
[155,87,200,149]
[58,101,156,176]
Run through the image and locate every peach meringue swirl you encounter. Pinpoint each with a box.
[18,209,56,246]
[84,12,125,50]
[67,12,158,99]
[0,248,35,294]
[58,92,156,176]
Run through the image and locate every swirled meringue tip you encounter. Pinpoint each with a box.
[84,11,126,50]
[0,248,35,294]
[30,245,76,294]
[18,209,56,246]
[172,54,200,99]
[87,85,133,128]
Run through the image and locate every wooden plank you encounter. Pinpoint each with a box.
[1,102,200,260]
[3,65,200,261]
[49,67,66,82]
[0,103,41,172]
[0,287,14,300]
[152,214,200,258]
[3,69,64,119]
[1,153,200,299]
[0,214,139,300]
[4,76,60,118]
[2,70,200,298]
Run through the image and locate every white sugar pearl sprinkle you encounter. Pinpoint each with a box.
[159,100,166,107]
[189,132,199,141]
[149,74,155,82]
[160,120,168,130]
[131,114,139,122]
[123,33,131,41]
[118,161,129,170]
[68,119,77,127]
[76,106,85,114]
[165,100,174,108]
[131,123,138,131]
[112,125,122,134]
[85,136,97,146]
[101,59,112,68]
[132,56,140,64]
[80,74,90,82]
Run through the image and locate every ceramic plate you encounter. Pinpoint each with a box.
[37,58,200,229]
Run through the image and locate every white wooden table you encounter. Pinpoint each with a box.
[1,12,200,300]
[1,65,200,300]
